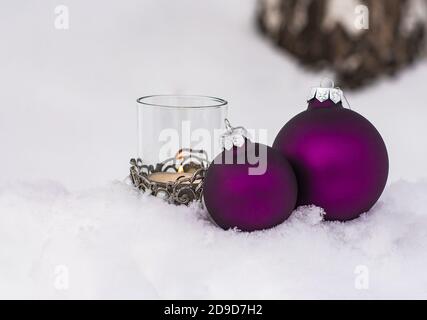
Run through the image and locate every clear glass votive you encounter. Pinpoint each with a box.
[133,95,228,199]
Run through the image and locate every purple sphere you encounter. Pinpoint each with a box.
[273,100,389,221]
[204,140,298,231]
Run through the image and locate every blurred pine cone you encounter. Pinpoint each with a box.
[257,0,427,89]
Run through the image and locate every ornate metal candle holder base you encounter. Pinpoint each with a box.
[129,149,209,205]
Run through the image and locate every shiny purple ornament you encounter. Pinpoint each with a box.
[273,82,389,221]
[204,122,298,232]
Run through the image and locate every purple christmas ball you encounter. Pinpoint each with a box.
[204,140,298,232]
[273,92,389,221]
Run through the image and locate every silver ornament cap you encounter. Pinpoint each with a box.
[220,119,250,150]
[307,78,344,104]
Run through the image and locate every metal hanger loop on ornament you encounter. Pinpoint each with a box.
[224,118,233,132]
[335,86,352,110]
[321,77,352,110]
[221,118,250,150]
[320,78,335,88]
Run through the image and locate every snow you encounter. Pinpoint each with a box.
[323,0,365,34]
[1,179,427,299]
[402,0,427,34]
[1,0,427,299]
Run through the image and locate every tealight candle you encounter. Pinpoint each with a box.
[147,172,191,184]
[148,167,189,184]
[148,164,202,184]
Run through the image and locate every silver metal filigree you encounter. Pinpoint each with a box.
[129,148,209,205]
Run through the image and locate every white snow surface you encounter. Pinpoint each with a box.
[1,0,427,299]
[1,179,427,299]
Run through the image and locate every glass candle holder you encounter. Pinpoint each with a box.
[137,95,228,163]
[130,95,228,204]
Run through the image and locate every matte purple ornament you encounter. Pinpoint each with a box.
[273,88,389,221]
[204,139,298,232]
